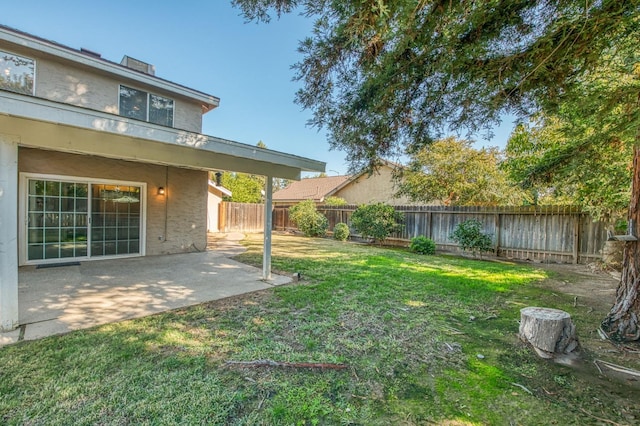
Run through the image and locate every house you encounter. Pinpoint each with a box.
[0,24,324,331]
[273,162,418,206]
[272,175,350,205]
[207,179,232,232]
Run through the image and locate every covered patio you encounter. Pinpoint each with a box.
[0,233,289,347]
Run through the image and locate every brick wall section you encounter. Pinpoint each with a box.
[18,148,208,256]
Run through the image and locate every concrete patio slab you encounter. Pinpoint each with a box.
[1,233,289,347]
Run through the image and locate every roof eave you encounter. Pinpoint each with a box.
[1,92,325,180]
[0,25,220,111]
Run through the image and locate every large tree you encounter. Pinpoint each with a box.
[232,0,640,341]
[503,116,633,220]
[397,137,526,206]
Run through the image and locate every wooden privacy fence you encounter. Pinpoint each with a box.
[219,202,264,232]
[224,202,611,264]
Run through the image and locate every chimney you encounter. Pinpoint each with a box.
[120,55,155,75]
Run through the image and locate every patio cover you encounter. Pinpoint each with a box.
[0,92,325,331]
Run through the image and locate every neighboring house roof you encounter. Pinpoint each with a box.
[208,180,232,197]
[273,176,350,202]
[326,161,400,197]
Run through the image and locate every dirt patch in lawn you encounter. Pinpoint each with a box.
[518,261,640,390]
[532,262,620,311]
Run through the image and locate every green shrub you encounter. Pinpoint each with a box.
[451,219,493,257]
[289,200,328,237]
[409,236,436,255]
[333,222,350,241]
[323,196,348,206]
[350,203,404,244]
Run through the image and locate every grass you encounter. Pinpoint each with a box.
[1,234,639,425]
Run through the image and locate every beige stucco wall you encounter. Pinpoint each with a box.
[5,45,203,132]
[334,165,418,206]
[207,188,223,232]
[18,148,208,257]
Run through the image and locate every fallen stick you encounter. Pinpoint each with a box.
[225,359,348,370]
[595,359,640,379]
[510,382,533,395]
[579,408,624,426]
[593,360,604,375]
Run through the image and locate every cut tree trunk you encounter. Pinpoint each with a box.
[601,145,640,342]
[519,307,580,359]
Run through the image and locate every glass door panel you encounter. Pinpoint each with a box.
[91,184,141,257]
[27,179,89,261]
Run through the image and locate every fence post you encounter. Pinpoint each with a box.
[494,212,501,256]
[219,202,226,233]
[573,213,580,264]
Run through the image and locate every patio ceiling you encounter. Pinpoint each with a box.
[0,92,325,180]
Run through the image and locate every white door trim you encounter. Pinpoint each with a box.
[18,172,147,265]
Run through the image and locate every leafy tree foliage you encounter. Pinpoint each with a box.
[350,203,404,244]
[234,0,636,172]
[220,172,264,203]
[216,141,289,201]
[232,0,640,340]
[503,117,633,220]
[397,137,526,206]
[323,196,347,206]
[289,200,328,237]
[502,35,638,221]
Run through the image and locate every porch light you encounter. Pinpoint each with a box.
[157,187,165,196]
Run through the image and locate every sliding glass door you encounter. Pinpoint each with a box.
[23,175,144,264]
[91,184,141,257]
[26,179,88,261]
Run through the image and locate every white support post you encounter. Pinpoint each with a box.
[262,176,273,281]
[0,135,19,331]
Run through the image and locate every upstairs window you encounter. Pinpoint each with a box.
[0,50,35,95]
[119,85,174,127]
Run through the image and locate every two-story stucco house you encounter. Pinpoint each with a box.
[0,24,324,331]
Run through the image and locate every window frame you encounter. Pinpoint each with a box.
[118,84,174,127]
[0,49,36,95]
[18,172,147,265]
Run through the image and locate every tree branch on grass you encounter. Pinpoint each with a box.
[224,359,348,370]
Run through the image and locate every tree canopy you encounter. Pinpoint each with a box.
[503,116,633,221]
[397,137,526,206]
[501,30,639,220]
[233,0,639,173]
[219,172,264,203]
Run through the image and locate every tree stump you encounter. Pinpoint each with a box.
[519,307,580,359]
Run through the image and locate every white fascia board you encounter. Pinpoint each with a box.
[0,26,220,111]
[208,180,233,197]
[1,92,325,177]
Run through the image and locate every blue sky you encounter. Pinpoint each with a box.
[2,1,516,176]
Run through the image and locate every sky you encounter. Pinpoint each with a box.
[2,1,517,176]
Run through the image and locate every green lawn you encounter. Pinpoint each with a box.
[1,234,638,425]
